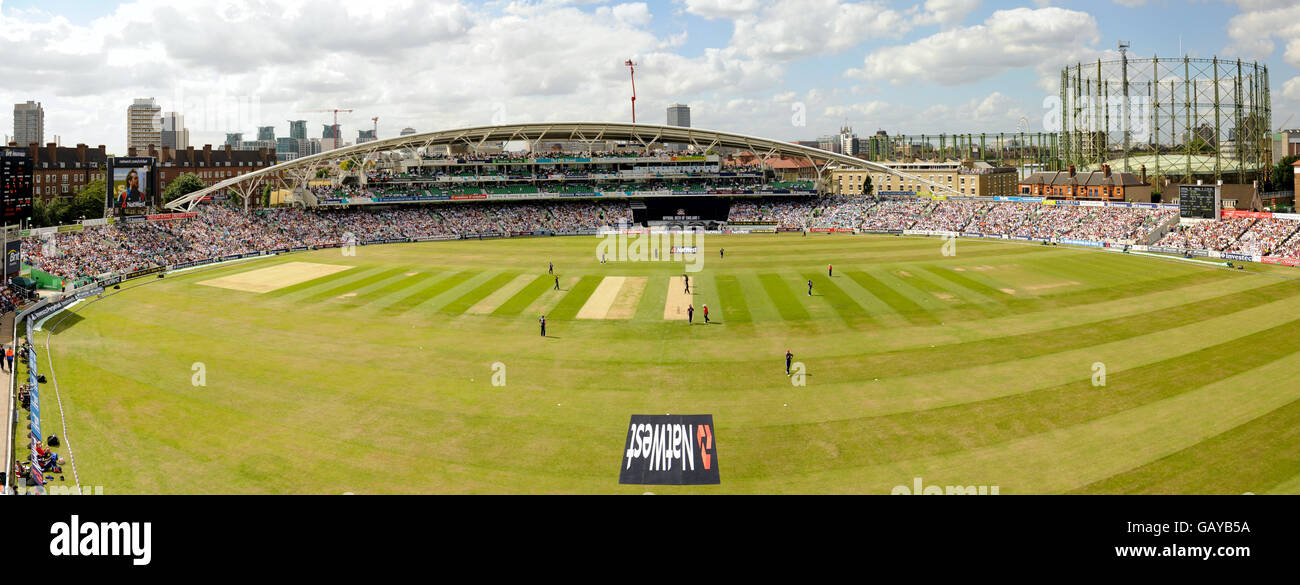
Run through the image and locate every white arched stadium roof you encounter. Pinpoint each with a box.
[165,122,959,211]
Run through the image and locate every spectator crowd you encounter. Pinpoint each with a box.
[24,201,632,280]
[20,197,1300,282]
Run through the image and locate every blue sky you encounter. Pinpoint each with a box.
[2,0,1297,152]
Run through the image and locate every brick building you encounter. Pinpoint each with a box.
[1020,164,1150,202]
[5,142,280,203]
[6,142,109,200]
[131,144,279,193]
[837,160,1018,197]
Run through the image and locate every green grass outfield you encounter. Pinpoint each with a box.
[26,234,1300,494]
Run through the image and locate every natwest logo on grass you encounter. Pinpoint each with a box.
[619,415,720,485]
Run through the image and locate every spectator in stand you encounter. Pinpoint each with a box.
[1157,217,1256,251]
[1225,218,1300,257]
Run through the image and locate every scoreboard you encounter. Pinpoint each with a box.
[1178,184,1219,220]
[1,146,34,225]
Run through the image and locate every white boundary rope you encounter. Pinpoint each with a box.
[39,334,80,492]
[29,258,270,495]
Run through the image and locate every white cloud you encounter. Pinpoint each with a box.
[708,0,914,62]
[1283,77,1300,102]
[913,0,980,27]
[811,91,1032,135]
[681,0,760,20]
[1225,3,1300,65]
[849,7,1102,87]
[599,2,653,27]
[0,0,789,150]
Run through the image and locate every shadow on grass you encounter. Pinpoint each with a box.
[46,311,86,335]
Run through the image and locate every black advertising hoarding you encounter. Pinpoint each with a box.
[1,146,34,224]
[619,414,720,485]
[4,240,19,279]
[107,157,157,217]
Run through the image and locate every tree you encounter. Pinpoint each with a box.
[163,172,207,204]
[1269,155,1300,192]
[32,197,70,228]
[1187,136,1215,155]
[60,178,108,224]
[862,174,873,196]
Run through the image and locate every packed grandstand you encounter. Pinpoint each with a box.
[22,195,1300,283]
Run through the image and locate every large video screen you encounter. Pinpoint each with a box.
[1178,184,1219,219]
[1,146,33,225]
[108,157,157,216]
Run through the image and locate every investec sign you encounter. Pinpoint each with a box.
[619,415,720,485]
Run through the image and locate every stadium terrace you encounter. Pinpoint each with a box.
[21,195,1300,283]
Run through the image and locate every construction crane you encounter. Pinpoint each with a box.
[625,59,637,123]
[302,108,354,148]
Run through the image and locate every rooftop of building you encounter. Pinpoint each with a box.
[1022,166,1146,187]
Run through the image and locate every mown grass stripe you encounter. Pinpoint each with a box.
[800,272,874,327]
[730,316,1300,475]
[338,270,439,310]
[797,279,1300,384]
[548,275,603,320]
[380,270,479,315]
[758,274,810,321]
[714,274,751,323]
[845,270,936,325]
[632,274,670,321]
[440,271,521,315]
[922,265,1016,300]
[1070,394,1300,494]
[897,268,998,321]
[913,266,1241,326]
[302,267,412,304]
[493,274,556,316]
[262,265,363,298]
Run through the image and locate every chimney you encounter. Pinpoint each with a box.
[1140,164,1147,184]
[1067,164,1076,178]
[128,146,137,157]
[46,142,57,164]
[76,144,87,164]
[1103,164,1111,178]
[224,144,232,156]
[203,144,212,167]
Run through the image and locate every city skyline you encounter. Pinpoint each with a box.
[3,1,1299,154]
